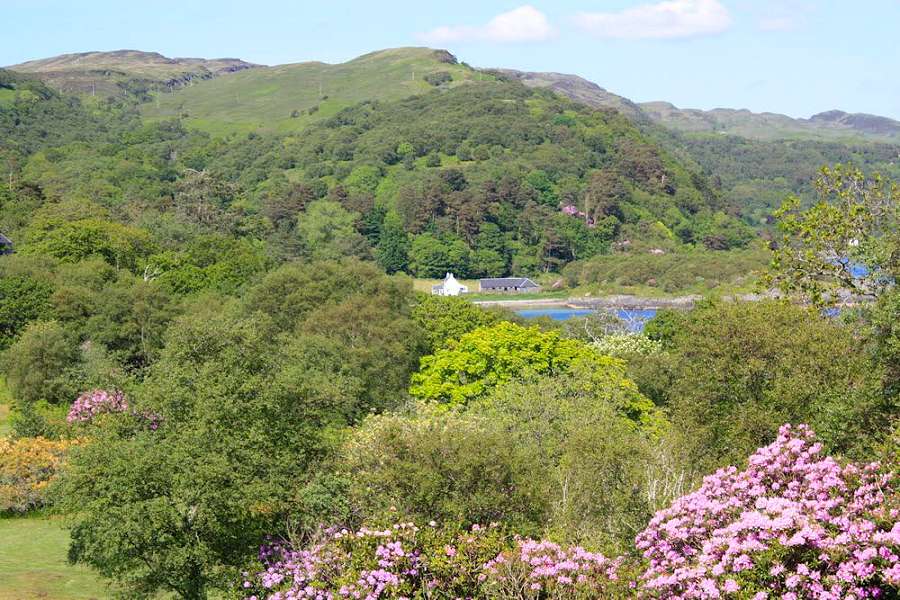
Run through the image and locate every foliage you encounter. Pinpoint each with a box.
[871,290,900,395]
[636,424,900,598]
[411,295,501,351]
[0,436,74,513]
[347,359,663,551]
[769,165,899,304]
[563,246,768,295]
[249,424,900,599]
[343,408,547,534]
[297,200,369,261]
[409,321,622,406]
[82,273,179,368]
[375,210,409,274]
[665,300,893,471]
[675,134,900,227]
[2,320,79,407]
[52,268,425,599]
[24,218,155,271]
[0,273,53,349]
[475,370,667,550]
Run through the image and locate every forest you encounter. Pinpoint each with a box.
[0,56,899,600]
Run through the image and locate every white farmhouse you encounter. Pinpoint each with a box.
[431,272,468,296]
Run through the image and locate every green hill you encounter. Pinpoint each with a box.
[141,47,488,135]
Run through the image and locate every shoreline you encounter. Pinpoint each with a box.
[472,295,702,310]
[473,290,873,310]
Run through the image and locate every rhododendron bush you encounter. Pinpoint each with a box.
[636,424,899,598]
[67,389,128,423]
[241,524,630,599]
[67,389,161,430]
[244,425,899,599]
[240,523,509,599]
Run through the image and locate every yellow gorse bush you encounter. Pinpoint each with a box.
[0,436,76,513]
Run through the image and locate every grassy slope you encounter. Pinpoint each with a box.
[0,516,112,600]
[142,48,488,136]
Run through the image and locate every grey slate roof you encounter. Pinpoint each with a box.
[479,277,539,289]
[0,233,12,246]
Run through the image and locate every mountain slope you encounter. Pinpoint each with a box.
[9,50,258,99]
[141,48,487,135]
[486,69,645,121]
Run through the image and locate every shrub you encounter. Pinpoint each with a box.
[423,71,453,86]
[241,523,633,599]
[343,408,548,534]
[241,522,510,599]
[0,436,74,513]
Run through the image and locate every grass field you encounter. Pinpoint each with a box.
[142,47,489,136]
[0,516,112,600]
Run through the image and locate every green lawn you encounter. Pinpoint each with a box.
[0,515,112,600]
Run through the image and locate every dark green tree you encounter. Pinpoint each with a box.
[375,211,409,274]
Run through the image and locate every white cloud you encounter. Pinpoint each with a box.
[416,5,556,44]
[575,0,732,40]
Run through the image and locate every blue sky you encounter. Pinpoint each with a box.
[3,0,898,119]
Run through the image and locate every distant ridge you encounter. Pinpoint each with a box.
[8,50,259,97]
[637,101,900,142]
[475,67,900,143]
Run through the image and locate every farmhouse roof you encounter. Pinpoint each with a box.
[479,277,539,288]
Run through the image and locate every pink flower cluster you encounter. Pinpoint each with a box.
[243,523,485,600]
[481,538,624,597]
[635,424,899,598]
[67,389,162,430]
[67,389,128,423]
[560,204,596,227]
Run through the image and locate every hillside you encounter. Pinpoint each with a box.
[141,47,488,135]
[10,44,899,231]
[8,49,257,99]
[487,69,645,121]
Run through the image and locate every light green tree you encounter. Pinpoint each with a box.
[769,165,899,304]
[296,200,368,260]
